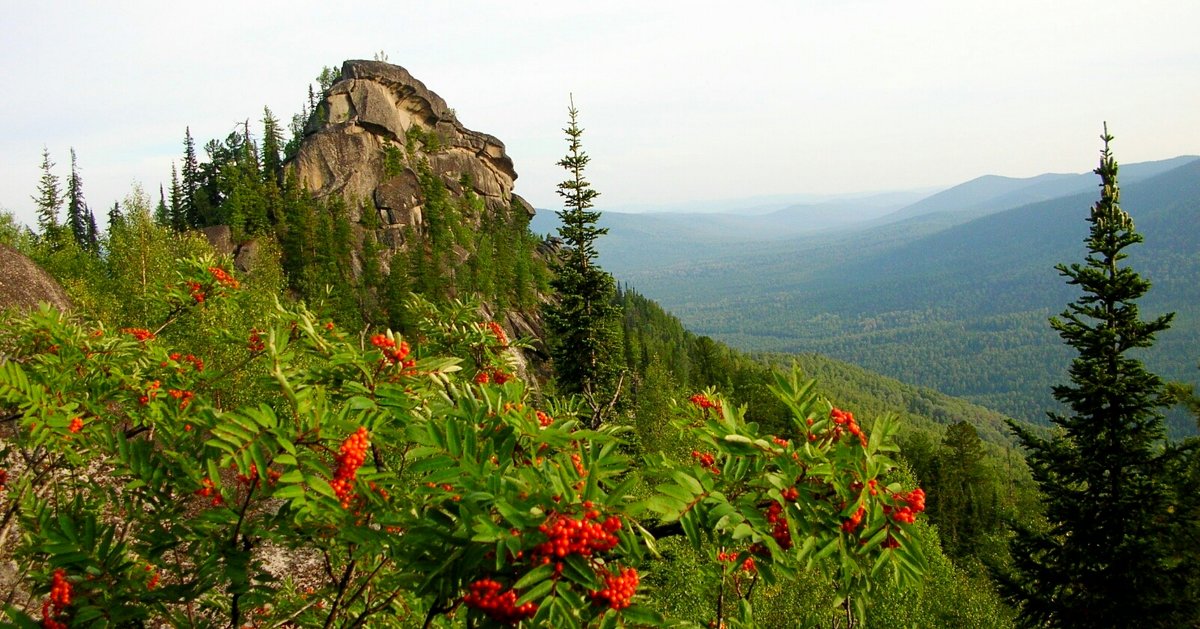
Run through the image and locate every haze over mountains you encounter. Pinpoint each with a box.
[533,155,1200,434]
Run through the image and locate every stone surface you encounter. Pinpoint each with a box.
[293,60,523,226]
[0,245,71,312]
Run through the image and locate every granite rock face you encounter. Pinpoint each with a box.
[0,245,71,313]
[292,60,533,238]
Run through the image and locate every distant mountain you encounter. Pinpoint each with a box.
[881,155,1198,222]
[603,157,1200,435]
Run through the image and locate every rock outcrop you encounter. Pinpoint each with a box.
[0,245,71,313]
[293,60,533,237]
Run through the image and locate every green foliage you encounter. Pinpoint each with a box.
[0,251,929,627]
[1003,130,1196,627]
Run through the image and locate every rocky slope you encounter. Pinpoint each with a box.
[293,60,534,245]
[0,245,71,312]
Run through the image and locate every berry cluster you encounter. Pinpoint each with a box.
[780,486,799,502]
[194,478,224,506]
[884,488,926,525]
[162,352,205,372]
[536,410,553,427]
[532,510,622,561]
[841,505,866,533]
[145,564,160,590]
[370,335,414,368]
[463,578,537,624]
[187,280,205,303]
[716,550,756,573]
[475,369,513,385]
[41,568,72,629]
[830,408,867,447]
[690,450,720,475]
[689,393,721,415]
[589,567,639,610]
[247,329,265,353]
[167,388,194,409]
[207,266,240,289]
[485,321,509,347]
[0,469,7,491]
[765,501,793,550]
[68,417,83,434]
[123,328,155,342]
[138,380,161,406]
[330,427,370,508]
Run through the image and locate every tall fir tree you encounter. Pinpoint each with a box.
[107,201,123,230]
[1004,127,1191,627]
[65,148,91,249]
[32,147,62,238]
[168,163,184,231]
[154,184,170,227]
[543,96,622,425]
[261,107,284,185]
[181,127,200,228]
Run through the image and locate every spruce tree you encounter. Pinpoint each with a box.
[261,107,284,185]
[544,96,622,425]
[169,164,184,231]
[32,147,62,238]
[65,148,90,249]
[181,127,201,228]
[1005,127,1187,627]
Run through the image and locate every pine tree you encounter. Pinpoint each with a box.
[155,184,170,227]
[261,107,284,185]
[181,127,200,228]
[32,147,62,238]
[543,96,622,425]
[65,148,91,249]
[169,164,184,231]
[108,201,123,230]
[1004,127,1188,627]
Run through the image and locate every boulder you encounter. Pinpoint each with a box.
[292,60,522,231]
[0,245,71,313]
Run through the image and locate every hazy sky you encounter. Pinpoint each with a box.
[2,0,1198,227]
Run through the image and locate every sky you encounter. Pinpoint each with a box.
[2,0,1198,227]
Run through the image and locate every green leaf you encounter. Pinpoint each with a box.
[516,578,554,607]
[513,563,555,590]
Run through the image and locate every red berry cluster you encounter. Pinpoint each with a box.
[162,352,205,372]
[138,380,162,406]
[765,501,793,550]
[841,505,866,533]
[485,321,509,347]
[0,469,7,491]
[371,334,414,369]
[532,510,622,561]
[772,436,790,448]
[247,329,265,353]
[536,410,553,427]
[589,567,639,610]
[194,478,224,506]
[463,578,537,624]
[780,486,799,502]
[689,393,721,415]
[68,417,83,434]
[145,564,160,590]
[716,551,756,572]
[690,450,720,475]
[41,568,72,629]
[167,389,194,409]
[475,369,513,385]
[331,427,369,508]
[884,488,926,525]
[123,328,155,342]
[187,280,205,303]
[208,266,240,289]
[830,408,867,447]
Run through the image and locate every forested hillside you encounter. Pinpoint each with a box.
[599,158,1200,433]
